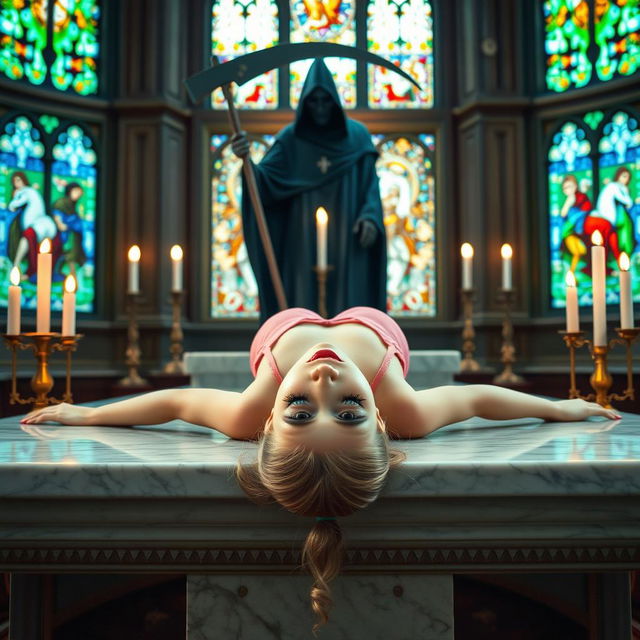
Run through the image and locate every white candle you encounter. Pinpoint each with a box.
[460,242,474,290]
[62,275,76,336]
[170,244,183,292]
[128,245,141,294]
[501,243,513,291]
[619,252,633,329]
[7,266,21,335]
[316,207,328,270]
[591,230,607,346]
[36,238,52,333]
[565,270,579,333]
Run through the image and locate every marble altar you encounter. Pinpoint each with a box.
[0,398,637,638]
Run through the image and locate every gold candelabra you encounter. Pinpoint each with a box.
[119,292,148,387]
[493,288,525,385]
[460,288,480,372]
[559,328,640,408]
[2,332,82,410]
[163,291,185,374]
[313,265,333,319]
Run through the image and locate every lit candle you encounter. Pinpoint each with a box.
[619,252,633,329]
[460,242,474,290]
[591,230,607,346]
[316,207,328,270]
[128,245,141,294]
[36,238,52,333]
[170,244,183,292]
[501,243,513,291]
[7,266,21,335]
[565,270,579,333]
[62,275,76,336]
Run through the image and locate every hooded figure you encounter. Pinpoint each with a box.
[239,59,387,323]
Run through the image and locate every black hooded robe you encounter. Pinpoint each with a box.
[240,59,387,323]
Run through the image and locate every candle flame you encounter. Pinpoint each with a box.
[40,238,51,254]
[10,266,20,286]
[128,245,141,262]
[500,243,513,259]
[619,252,630,271]
[64,274,76,293]
[565,270,577,287]
[460,242,474,259]
[316,207,328,225]
[591,230,604,246]
[170,244,183,261]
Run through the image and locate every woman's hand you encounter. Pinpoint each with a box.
[553,399,620,422]
[21,403,94,426]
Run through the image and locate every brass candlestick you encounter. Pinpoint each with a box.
[119,292,148,386]
[560,327,640,408]
[313,265,333,319]
[493,288,525,385]
[2,332,82,410]
[460,288,480,372]
[163,290,185,374]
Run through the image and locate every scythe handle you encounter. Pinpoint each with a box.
[213,58,288,313]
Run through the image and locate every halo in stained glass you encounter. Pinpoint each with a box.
[210,134,274,318]
[594,0,640,82]
[0,114,47,310]
[50,123,97,312]
[373,133,436,317]
[289,0,356,108]
[548,120,593,308]
[211,0,279,109]
[597,111,640,303]
[367,0,434,108]
[542,0,592,92]
[0,0,49,86]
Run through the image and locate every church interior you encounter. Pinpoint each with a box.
[1,0,640,638]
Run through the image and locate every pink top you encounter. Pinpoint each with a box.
[249,307,410,392]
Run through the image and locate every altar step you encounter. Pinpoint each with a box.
[184,350,460,391]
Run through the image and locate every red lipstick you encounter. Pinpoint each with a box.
[307,349,342,362]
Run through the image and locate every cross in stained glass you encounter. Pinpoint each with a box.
[317,156,331,174]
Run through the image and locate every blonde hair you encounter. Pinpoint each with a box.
[235,421,406,634]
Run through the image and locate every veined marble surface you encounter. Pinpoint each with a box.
[0,399,635,499]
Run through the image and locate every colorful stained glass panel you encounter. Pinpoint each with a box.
[594,0,640,82]
[211,0,279,109]
[0,115,47,310]
[543,0,592,92]
[0,0,49,86]
[290,0,356,108]
[210,134,274,318]
[548,120,593,308]
[374,133,436,317]
[50,124,97,312]
[367,0,434,108]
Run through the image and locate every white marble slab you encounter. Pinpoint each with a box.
[187,574,453,640]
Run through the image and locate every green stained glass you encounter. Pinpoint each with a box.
[0,0,49,85]
[211,0,279,109]
[38,114,59,133]
[595,0,640,82]
[543,0,592,92]
[367,0,434,108]
[584,110,604,130]
[51,0,100,95]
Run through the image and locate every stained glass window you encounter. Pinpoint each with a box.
[211,0,279,109]
[210,134,273,318]
[0,0,100,95]
[548,110,640,309]
[289,0,356,108]
[0,114,98,313]
[543,0,640,93]
[375,134,436,316]
[367,0,434,108]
